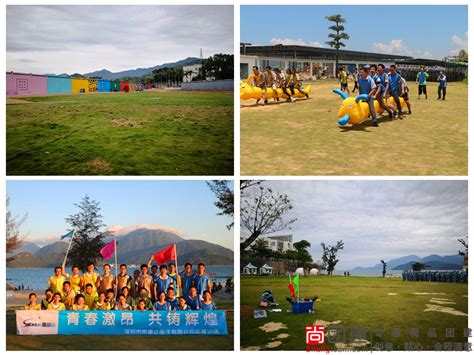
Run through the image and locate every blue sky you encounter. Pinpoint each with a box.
[241,181,467,270]
[241,5,467,60]
[7,180,234,250]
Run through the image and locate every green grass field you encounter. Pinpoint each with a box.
[240,80,467,175]
[7,90,233,175]
[240,275,468,351]
[6,299,233,350]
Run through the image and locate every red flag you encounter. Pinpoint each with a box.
[288,282,296,299]
[100,240,116,259]
[153,244,176,264]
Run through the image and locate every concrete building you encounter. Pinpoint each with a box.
[241,234,295,253]
[7,72,47,96]
[240,43,412,79]
[182,64,202,83]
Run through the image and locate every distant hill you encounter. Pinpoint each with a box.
[351,253,463,274]
[7,241,40,256]
[82,57,202,80]
[7,227,232,268]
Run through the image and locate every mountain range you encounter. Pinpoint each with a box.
[350,254,464,275]
[7,227,233,268]
[48,57,201,80]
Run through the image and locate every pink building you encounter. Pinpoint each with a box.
[6,72,47,96]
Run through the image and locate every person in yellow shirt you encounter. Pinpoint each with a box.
[61,281,76,310]
[83,283,98,310]
[41,289,54,310]
[61,263,82,294]
[81,262,99,293]
[47,293,66,311]
[24,293,41,310]
[93,291,111,310]
[48,266,66,297]
[72,294,89,311]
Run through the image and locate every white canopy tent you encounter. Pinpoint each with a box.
[259,263,274,275]
[243,262,258,275]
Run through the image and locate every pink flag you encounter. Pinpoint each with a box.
[100,240,116,259]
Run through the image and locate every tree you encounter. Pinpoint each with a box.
[198,54,234,80]
[6,197,27,262]
[458,236,468,271]
[381,260,387,278]
[457,49,468,63]
[293,240,313,263]
[65,195,111,271]
[250,238,272,257]
[240,185,297,252]
[207,181,234,230]
[325,14,350,77]
[320,240,344,275]
[240,180,263,193]
[411,262,428,271]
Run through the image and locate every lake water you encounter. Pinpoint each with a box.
[7,266,234,291]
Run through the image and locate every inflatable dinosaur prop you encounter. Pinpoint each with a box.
[333,88,405,126]
[240,80,311,100]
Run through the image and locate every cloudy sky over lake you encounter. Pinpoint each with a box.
[7,5,233,74]
[241,180,467,269]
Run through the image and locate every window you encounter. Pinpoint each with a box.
[17,79,28,91]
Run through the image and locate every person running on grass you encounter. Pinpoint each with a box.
[373,64,394,119]
[249,66,267,105]
[264,66,279,103]
[416,66,429,99]
[357,66,379,127]
[294,70,309,98]
[400,75,412,114]
[339,67,350,94]
[387,65,404,119]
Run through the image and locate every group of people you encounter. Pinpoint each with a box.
[402,270,467,283]
[247,65,309,105]
[340,64,449,126]
[339,64,412,127]
[24,260,217,312]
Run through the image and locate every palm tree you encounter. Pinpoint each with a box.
[250,238,272,258]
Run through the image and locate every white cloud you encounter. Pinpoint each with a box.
[107,224,186,237]
[270,38,323,47]
[242,181,467,270]
[450,32,468,56]
[372,39,412,56]
[372,39,434,59]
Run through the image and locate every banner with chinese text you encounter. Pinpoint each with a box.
[17,310,228,336]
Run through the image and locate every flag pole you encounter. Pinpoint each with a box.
[174,244,179,297]
[114,239,118,298]
[62,230,75,267]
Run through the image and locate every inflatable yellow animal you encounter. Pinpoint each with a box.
[240,80,311,100]
[333,89,406,126]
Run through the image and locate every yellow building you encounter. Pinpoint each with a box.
[88,78,98,92]
[71,78,89,93]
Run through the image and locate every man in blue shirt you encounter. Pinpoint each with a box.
[386,65,404,119]
[193,263,212,298]
[357,67,378,127]
[373,64,394,119]
[180,262,195,297]
[416,66,429,99]
[437,71,447,100]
